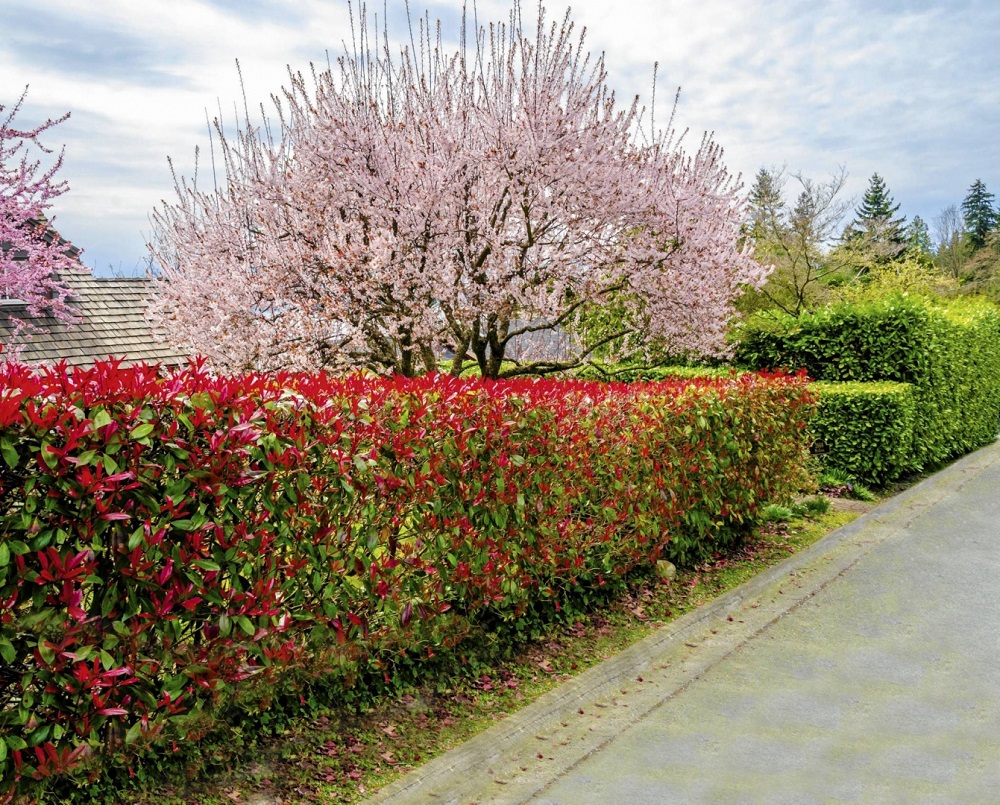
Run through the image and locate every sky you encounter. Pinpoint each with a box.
[2,0,998,276]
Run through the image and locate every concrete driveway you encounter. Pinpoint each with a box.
[369,439,1000,804]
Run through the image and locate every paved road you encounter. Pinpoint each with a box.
[370,440,1000,804]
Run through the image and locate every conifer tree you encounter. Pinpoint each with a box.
[848,172,907,258]
[906,215,933,263]
[746,167,785,240]
[961,179,998,251]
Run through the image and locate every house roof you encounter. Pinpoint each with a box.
[0,271,189,368]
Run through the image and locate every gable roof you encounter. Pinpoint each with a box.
[0,271,189,368]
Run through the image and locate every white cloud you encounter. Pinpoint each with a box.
[3,0,998,272]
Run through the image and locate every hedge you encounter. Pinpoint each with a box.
[735,293,1000,474]
[574,364,742,384]
[810,382,916,485]
[0,361,812,798]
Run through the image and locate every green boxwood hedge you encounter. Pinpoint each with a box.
[810,381,917,485]
[735,293,1000,474]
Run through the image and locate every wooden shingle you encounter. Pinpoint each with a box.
[0,272,189,368]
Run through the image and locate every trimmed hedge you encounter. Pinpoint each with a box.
[0,361,812,798]
[575,364,741,383]
[735,293,1000,474]
[810,382,916,485]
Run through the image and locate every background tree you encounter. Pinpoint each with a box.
[933,203,969,280]
[745,166,785,241]
[737,166,853,316]
[843,172,907,262]
[962,179,998,251]
[963,229,1000,299]
[148,4,766,378]
[1,88,82,348]
[905,215,933,264]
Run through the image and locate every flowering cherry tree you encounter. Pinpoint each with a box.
[1,89,82,345]
[149,4,767,377]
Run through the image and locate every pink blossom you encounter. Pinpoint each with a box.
[148,4,768,377]
[1,88,87,354]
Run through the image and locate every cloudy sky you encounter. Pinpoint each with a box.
[3,0,998,276]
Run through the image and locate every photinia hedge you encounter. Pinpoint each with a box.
[0,361,812,797]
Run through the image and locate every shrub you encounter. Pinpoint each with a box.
[760,503,795,523]
[574,364,741,383]
[816,468,877,501]
[0,361,811,798]
[794,496,830,516]
[809,381,916,485]
[735,293,1000,473]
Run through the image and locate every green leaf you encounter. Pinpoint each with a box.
[75,449,97,466]
[0,437,17,469]
[128,527,145,550]
[73,645,95,662]
[0,542,9,568]
[125,721,144,745]
[0,637,15,664]
[38,641,55,665]
[130,423,155,440]
[39,443,58,470]
[102,591,119,618]
[28,725,51,745]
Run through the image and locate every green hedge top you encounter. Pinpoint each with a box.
[575,364,741,383]
[735,293,1000,470]
[810,380,914,396]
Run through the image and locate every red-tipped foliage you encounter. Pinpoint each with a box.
[0,361,812,794]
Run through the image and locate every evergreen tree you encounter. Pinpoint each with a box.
[961,179,998,251]
[848,173,907,257]
[907,215,932,252]
[906,215,933,263]
[746,167,785,239]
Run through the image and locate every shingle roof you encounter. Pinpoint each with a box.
[0,272,189,368]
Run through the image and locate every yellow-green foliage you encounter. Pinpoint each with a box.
[810,381,916,485]
[575,364,741,383]
[835,256,959,303]
[736,293,1000,473]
